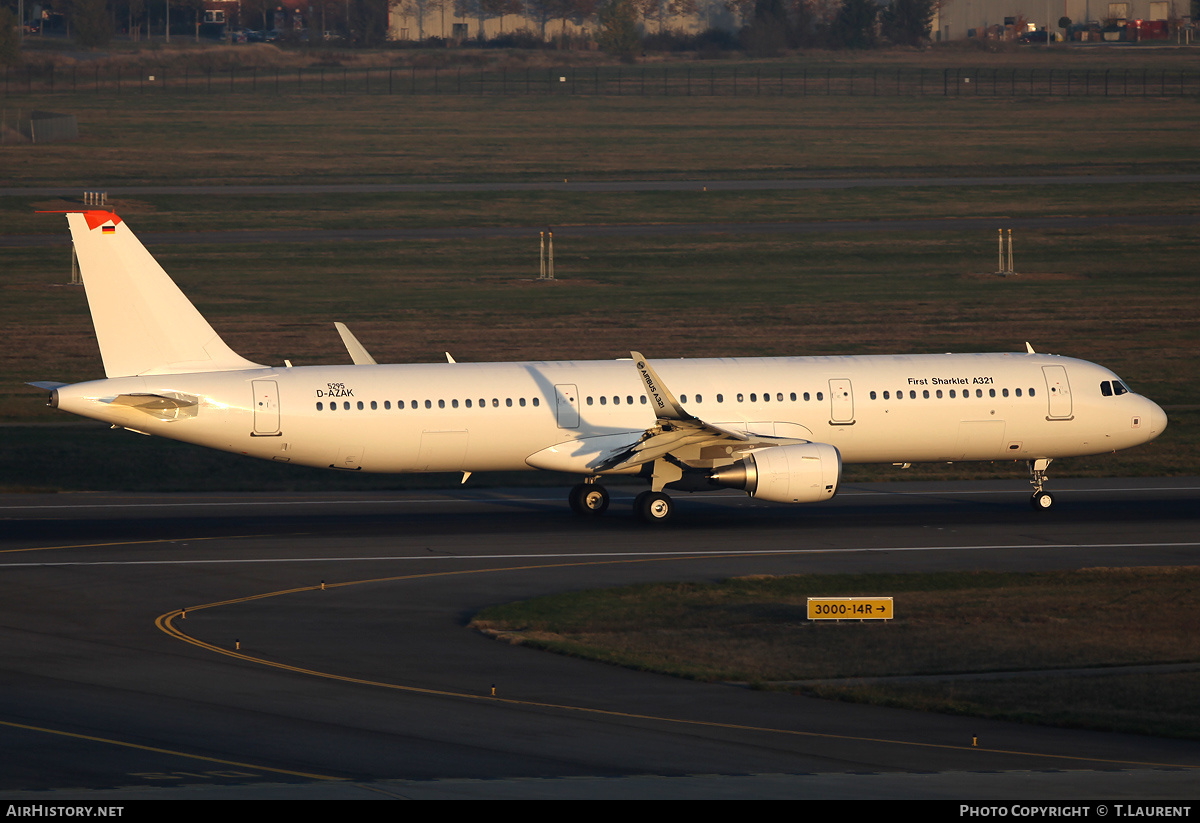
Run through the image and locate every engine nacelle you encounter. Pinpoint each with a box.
[709,443,841,504]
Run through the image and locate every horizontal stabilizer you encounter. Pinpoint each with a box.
[28,381,68,391]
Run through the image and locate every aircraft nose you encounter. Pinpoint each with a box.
[1141,397,1168,440]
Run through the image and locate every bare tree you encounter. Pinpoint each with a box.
[482,0,525,34]
[528,0,599,42]
[397,0,445,37]
[636,0,698,32]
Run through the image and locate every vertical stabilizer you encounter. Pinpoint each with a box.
[67,212,263,377]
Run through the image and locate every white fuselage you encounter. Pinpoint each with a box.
[52,351,1166,476]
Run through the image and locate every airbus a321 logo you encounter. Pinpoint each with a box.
[637,361,666,411]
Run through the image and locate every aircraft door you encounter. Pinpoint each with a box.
[555,384,580,429]
[251,379,281,435]
[829,378,854,424]
[1042,366,1073,419]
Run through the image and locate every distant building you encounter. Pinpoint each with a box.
[382,0,1190,43]
[933,0,1188,41]
[386,0,737,42]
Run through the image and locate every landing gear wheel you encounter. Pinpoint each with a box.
[569,483,609,516]
[634,491,674,524]
[1028,459,1055,512]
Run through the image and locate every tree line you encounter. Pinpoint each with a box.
[0,0,938,61]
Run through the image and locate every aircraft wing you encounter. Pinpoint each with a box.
[592,352,806,472]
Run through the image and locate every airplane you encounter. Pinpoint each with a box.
[31,211,1168,523]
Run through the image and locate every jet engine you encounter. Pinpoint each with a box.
[709,443,841,504]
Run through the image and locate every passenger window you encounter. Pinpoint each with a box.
[519,398,526,407]
[909,391,916,399]
[694,394,702,404]
[357,401,364,410]
[989,389,995,398]
[737,393,744,403]
[922,390,929,399]
[949,390,956,398]
[817,392,824,401]
[679,395,686,404]
[1015,388,1022,397]
[790,392,797,401]
[425,400,432,409]
[492,398,499,407]
[506,398,513,407]
[344,402,350,410]
[883,391,890,399]
[600,396,607,405]
[586,397,593,405]
[316,402,323,411]
[453,399,459,408]
[803,392,811,401]
[384,401,391,409]
[750,393,757,402]
[465,399,472,408]
[936,390,943,398]
[438,399,446,409]
[975,389,982,398]
[370,401,377,410]
[870,391,877,400]
[716,394,723,403]
[533,398,540,407]
[627,396,634,405]
[1029,388,1036,396]
[1002,389,1008,397]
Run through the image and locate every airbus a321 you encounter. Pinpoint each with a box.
[32,211,1167,523]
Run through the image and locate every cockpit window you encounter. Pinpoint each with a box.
[1101,381,1112,397]
[1101,380,1131,397]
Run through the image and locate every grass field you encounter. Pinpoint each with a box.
[470,567,1200,738]
[4,95,1200,190]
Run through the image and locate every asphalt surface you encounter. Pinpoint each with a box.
[0,477,1198,799]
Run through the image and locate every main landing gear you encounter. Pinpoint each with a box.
[632,491,673,524]
[568,481,610,516]
[567,482,676,524]
[1029,458,1055,511]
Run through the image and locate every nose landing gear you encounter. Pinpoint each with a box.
[1029,458,1055,510]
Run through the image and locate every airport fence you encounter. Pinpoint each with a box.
[4,64,1200,98]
